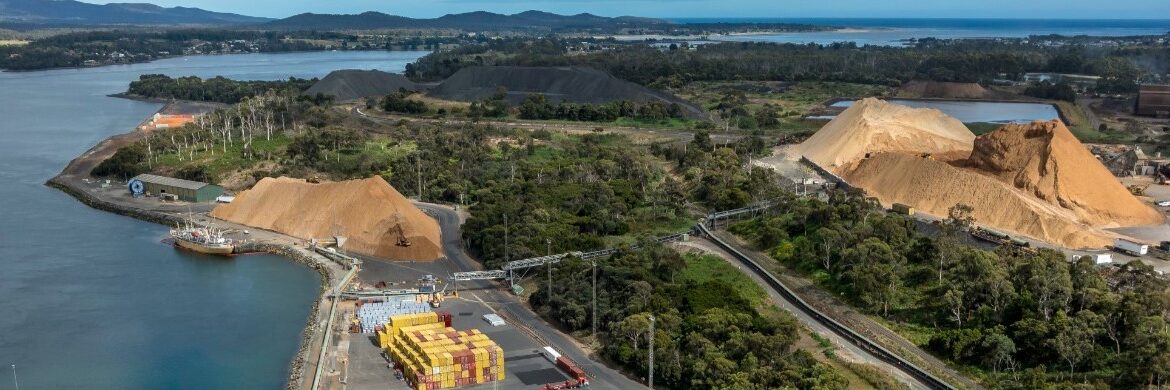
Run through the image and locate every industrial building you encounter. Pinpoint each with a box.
[1136,84,1170,118]
[142,113,197,130]
[129,174,224,202]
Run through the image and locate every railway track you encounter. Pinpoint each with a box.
[696,221,957,390]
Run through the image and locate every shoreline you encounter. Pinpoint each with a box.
[44,113,341,390]
[2,48,424,73]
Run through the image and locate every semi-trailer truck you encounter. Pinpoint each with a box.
[1114,239,1149,256]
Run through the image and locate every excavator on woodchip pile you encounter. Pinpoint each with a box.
[391,213,411,247]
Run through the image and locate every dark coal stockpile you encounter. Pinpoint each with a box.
[427,66,704,117]
[305,69,427,101]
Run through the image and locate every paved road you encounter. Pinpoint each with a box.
[414,203,646,389]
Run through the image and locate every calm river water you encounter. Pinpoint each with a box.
[827,99,1061,123]
[0,51,426,389]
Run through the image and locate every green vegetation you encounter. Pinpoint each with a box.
[730,196,1170,388]
[676,81,890,136]
[409,38,1158,92]
[1023,81,1076,102]
[681,81,889,114]
[0,30,347,71]
[678,254,767,306]
[528,244,850,389]
[964,122,1003,135]
[466,88,511,119]
[517,94,685,123]
[380,91,429,114]
[93,90,333,182]
[127,74,318,104]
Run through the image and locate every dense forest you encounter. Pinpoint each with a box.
[408,37,1161,93]
[729,196,1170,388]
[126,74,318,104]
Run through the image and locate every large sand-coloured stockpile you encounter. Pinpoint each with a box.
[801,99,1162,249]
[838,152,1119,248]
[211,176,442,260]
[795,98,976,168]
[964,120,1164,227]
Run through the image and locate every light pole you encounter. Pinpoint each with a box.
[648,315,655,390]
[591,258,598,342]
[546,238,552,299]
[11,364,18,390]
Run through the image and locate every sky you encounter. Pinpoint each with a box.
[81,0,1170,19]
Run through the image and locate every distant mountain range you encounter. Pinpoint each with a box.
[0,0,271,25]
[0,1,665,30]
[264,10,668,31]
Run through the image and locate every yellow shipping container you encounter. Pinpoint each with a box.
[386,324,506,388]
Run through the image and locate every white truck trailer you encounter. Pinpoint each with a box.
[1114,239,1149,256]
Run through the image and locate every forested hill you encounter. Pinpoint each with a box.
[0,0,270,25]
[264,10,666,31]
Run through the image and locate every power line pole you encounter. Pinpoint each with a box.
[416,154,423,200]
[648,315,655,390]
[546,238,552,299]
[504,213,509,262]
[591,258,598,341]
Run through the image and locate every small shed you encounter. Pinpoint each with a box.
[131,174,223,202]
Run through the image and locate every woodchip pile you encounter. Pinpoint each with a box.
[211,176,442,260]
[799,99,1163,249]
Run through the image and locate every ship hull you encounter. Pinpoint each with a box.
[174,238,235,255]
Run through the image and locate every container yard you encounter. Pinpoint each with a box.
[348,260,579,390]
[381,312,506,390]
[356,297,434,334]
[344,297,576,390]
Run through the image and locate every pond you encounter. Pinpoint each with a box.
[819,99,1060,123]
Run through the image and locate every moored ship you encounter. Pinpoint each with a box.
[170,218,235,255]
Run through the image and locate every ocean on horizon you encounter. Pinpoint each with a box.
[665,18,1170,46]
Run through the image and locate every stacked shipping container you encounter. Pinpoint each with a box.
[357,297,434,333]
[381,312,505,390]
